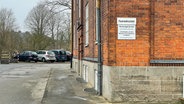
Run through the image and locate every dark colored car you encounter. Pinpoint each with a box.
[51,50,67,62]
[66,51,72,61]
[18,51,38,62]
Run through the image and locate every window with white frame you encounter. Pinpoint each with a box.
[85,3,89,46]
[73,24,77,49]
[73,0,75,11]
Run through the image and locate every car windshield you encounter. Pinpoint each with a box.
[48,51,54,55]
[53,51,58,55]
[60,51,66,55]
[66,51,71,55]
[32,52,37,54]
[52,50,66,55]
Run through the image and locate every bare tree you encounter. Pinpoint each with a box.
[43,0,72,51]
[24,1,72,51]
[25,3,52,50]
[44,0,71,13]
[59,13,71,50]
[0,8,17,52]
[25,4,51,35]
[47,13,59,48]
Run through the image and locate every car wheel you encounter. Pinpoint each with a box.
[42,58,46,62]
[56,58,59,62]
[27,59,30,62]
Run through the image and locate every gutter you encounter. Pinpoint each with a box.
[96,0,102,95]
[71,0,74,69]
[150,0,155,60]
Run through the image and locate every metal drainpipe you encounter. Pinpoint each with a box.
[183,74,184,98]
[150,0,155,60]
[96,0,102,95]
[70,0,74,69]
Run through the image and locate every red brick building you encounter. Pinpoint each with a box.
[72,0,184,103]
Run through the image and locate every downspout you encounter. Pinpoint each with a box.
[96,0,102,95]
[150,0,155,61]
[70,0,74,69]
[183,74,184,98]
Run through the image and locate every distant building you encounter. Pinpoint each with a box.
[72,0,184,103]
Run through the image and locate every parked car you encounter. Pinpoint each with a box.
[66,51,72,61]
[18,51,38,62]
[37,50,56,62]
[51,50,67,62]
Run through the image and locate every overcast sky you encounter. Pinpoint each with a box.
[0,0,40,32]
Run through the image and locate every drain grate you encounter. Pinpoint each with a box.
[84,88,97,95]
[68,74,74,77]
[71,71,76,73]
[76,77,86,83]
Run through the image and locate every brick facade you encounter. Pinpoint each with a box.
[73,0,98,61]
[73,0,184,66]
[153,0,184,59]
[72,0,184,103]
[107,0,151,66]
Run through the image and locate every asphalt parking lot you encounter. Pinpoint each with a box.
[0,62,108,104]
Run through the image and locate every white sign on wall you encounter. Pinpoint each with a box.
[117,18,136,40]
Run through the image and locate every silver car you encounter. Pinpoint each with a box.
[37,50,56,62]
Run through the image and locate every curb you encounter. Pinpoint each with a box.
[35,69,52,104]
[40,68,53,104]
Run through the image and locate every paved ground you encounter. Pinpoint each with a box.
[41,63,108,104]
[0,63,51,104]
[0,62,109,104]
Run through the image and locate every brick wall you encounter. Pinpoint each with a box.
[81,0,98,59]
[101,0,109,65]
[153,0,184,59]
[73,0,184,64]
[72,0,77,58]
[101,0,184,66]
[102,0,150,66]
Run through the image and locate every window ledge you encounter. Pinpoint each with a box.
[150,60,184,64]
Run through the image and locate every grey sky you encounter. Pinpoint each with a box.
[0,0,40,32]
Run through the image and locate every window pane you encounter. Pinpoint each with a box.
[85,4,89,45]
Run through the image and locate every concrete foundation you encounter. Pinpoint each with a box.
[72,59,98,87]
[103,66,183,103]
[73,59,184,103]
